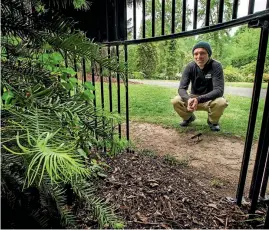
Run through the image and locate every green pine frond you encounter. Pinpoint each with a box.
[47,33,127,81]
[1,150,26,187]
[45,0,91,11]
[40,179,77,228]
[19,131,90,187]
[51,185,76,227]
[2,0,75,43]
[30,210,50,228]
[2,0,127,228]
[3,107,91,187]
[72,179,124,228]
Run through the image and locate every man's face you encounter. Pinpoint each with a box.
[193,48,209,69]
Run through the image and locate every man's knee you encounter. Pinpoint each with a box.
[171,95,185,106]
[211,97,228,109]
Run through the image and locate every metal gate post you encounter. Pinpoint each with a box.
[249,91,269,214]
[124,44,129,141]
[249,19,269,200]
[236,18,269,206]
[260,148,269,198]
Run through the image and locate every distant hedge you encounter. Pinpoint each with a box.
[224,66,269,82]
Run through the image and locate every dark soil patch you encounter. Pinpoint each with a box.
[77,151,261,229]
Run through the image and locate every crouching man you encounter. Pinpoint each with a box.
[171,41,228,131]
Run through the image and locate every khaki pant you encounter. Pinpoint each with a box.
[171,95,228,124]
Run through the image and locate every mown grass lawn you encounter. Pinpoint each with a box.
[130,79,268,89]
[93,82,265,140]
[225,82,268,89]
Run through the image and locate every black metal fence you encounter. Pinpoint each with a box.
[76,0,269,227]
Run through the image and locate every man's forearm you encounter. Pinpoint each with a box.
[179,88,190,102]
[197,87,223,103]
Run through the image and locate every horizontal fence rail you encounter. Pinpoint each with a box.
[104,0,269,45]
[104,10,269,46]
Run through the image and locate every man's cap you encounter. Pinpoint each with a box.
[192,41,212,57]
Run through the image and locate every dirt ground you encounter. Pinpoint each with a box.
[77,151,257,229]
[127,122,258,197]
[75,122,266,229]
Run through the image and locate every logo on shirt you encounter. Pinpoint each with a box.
[205,74,212,79]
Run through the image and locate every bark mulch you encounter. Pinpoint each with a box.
[77,150,265,229]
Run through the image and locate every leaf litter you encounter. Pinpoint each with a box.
[76,151,258,229]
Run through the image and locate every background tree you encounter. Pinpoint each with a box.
[197,0,233,60]
[136,42,158,78]
[133,0,192,79]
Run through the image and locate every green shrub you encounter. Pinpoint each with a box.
[130,71,146,79]
[241,61,256,76]
[263,73,269,82]
[244,74,255,83]
[239,73,269,83]
[153,72,167,79]
[224,66,244,82]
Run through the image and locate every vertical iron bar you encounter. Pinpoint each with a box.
[100,66,107,153]
[6,48,9,60]
[248,0,255,15]
[91,60,96,108]
[123,0,127,40]
[108,46,113,112]
[124,44,129,141]
[267,0,269,8]
[73,58,78,79]
[91,60,97,136]
[82,58,87,84]
[142,0,146,38]
[171,0,176,33]
[250,81,269,200]
[264,205,269,229]
[249,22,269,199]
[73,58,78,95]
[260,149,269,198]
[106,0,110,41]
[100,67,105,111]
[64,53,70,94]
[133,0,136,39]
[114,0,119,41]
[161,0,165,35]
[182,0,186,31]
[249,113,269,214]
[193,0,198,29]
[218,0,224,23]
[205,0,211,26]
[232,0,239,19]
[236,22,269,206]
[152,0,155,37]
[116,45,121,138]
[64,52,68,68]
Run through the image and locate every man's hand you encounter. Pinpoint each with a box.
[187,98,198,112]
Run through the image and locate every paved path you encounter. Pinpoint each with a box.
[130,79,267,99]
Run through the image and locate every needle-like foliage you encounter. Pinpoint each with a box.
[1,0,126,228]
